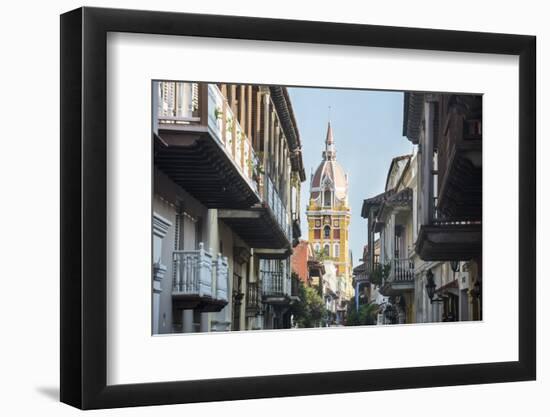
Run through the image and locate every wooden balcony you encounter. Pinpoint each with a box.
[352,262,370,284]
[416,222,482,261]
[155,82,292,252]
[220,174,292,254]
[171,243,229,312]
[413,95,482,262]
[155,83,261,209]
[436,95,482,221]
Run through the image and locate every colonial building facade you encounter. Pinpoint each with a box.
[356,93,482,324]
[152,82,305,333]
[306,123,354,324]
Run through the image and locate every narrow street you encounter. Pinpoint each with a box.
[152,82,482,333]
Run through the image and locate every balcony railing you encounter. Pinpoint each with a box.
[172,243,229,301]
[214,254,229,303]
[246,282,261,312]
[158,82,292,245]
[432,197,481,226]
[158,82,260,194]
[262,271,285,296]
[172,243,213,297]
[389,258,415,283]
[435,96,482,222]
[260,259,291,298]
[265,174,291,240]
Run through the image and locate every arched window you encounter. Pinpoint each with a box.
[323,244,330,256]
[324,225,331,239]
[334,243,340,258]
[314,243,321,253]
[323,189,332,207]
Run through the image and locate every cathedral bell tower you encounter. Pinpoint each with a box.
[306,122,353,301]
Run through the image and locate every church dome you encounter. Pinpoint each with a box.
[310,123,348,205]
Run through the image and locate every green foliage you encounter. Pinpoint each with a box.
[313,248,333,262]
[291,281,328,328]
[346,301,379,326]
[369,261,391,286]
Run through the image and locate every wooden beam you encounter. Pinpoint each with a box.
[254,248,291,257]
[218,209,262,219]
[199,83,209,127]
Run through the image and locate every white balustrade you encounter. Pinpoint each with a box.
[390,258,415,282]
[214,254,229,302]
[172,243,230,301]
[158,81,198,123]
[172,243,212,297]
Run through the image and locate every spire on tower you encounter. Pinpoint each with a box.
[323,121,336,161]
[326,121,334,145]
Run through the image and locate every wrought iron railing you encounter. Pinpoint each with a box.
[262,271,285,296]
[260,259,290,297]
[246,282,261,311]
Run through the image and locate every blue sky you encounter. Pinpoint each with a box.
[287,87,413,267]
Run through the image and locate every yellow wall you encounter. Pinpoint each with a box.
[307,199,353,298]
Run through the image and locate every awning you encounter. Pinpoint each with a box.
[436,279,458,293]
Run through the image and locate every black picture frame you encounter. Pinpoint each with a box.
[60,6,536,410]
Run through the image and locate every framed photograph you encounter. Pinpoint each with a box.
[60,6,536,409]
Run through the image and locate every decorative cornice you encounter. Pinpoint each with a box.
[153,212,172,238]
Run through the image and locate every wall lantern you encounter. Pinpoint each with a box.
[450,260,460,273]
[425,269,443,304]
[471,280,482,299]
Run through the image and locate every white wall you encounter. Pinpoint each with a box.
[0,0,546,416]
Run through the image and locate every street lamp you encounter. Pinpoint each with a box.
[425,269,443,304]
[470,280,481,299]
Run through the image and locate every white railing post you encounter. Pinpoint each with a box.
[198,243,212,297]
[173,243,215,297]
[216,255,229,302]
[173,252,182,292]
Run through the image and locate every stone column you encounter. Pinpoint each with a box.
[200,312,210,332]
[152,213,171,335]
[204,209,219,255]
[152,263,166,335]
[202,208,219,332]
[182,309,194,333]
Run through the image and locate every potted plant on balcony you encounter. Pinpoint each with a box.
[214,106,223,132]
[225,115,233,148]
[369,261,391,286]
[214,106,223,120]
[249,157,264,180]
